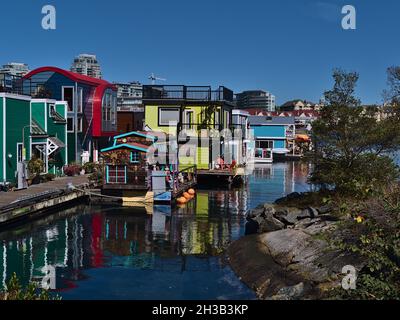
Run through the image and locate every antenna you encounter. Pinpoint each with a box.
[148,73,166,85]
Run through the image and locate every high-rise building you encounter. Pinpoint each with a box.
[235,90,276,111]
[0,62,30,77]
[114,81,144,133]
[70,54,102,79]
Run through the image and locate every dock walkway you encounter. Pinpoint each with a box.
[0,175,92,225]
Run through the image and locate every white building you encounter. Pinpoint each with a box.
[70,54,102,79]
[0,62,30,77]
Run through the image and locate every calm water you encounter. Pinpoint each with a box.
[0,162,311,300]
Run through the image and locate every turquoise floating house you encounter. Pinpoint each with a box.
[249,116,295,163]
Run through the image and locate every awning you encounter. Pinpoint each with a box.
[31,119,47,136]
[48,136,65,148]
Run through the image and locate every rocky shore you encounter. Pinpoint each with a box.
[227,193,365,300]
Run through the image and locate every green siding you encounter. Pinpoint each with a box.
[0,97,3,181]
[4,97,31,182]
[31,102,46,131]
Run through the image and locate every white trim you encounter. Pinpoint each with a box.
[0,93,31,101]
[16,142,23,166]
[31,98,57,104]
[2,96,6,182]
[44,102,48,132]
[256,136,286,140]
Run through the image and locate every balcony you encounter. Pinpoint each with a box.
[143,85,234,103]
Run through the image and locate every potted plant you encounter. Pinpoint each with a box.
[27,157,44,185]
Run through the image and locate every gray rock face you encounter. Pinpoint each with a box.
[269,282,305,300]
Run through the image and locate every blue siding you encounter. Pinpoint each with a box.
[274,140,285,148]
[251,125,286,138]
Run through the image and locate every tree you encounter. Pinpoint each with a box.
[309,69,400,196]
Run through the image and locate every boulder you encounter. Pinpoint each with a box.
[269,282,305,300]
[260,229,310,266]
[258,215,286,233]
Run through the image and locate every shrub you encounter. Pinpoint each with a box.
[27,157,44,178]
[0,273,60,300]
[63,163,81,176]
[328,185,400,300]
[83,162,100,174]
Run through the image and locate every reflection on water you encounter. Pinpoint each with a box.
[0,162,311,300]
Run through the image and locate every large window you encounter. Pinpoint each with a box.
[256,140,273,149]
[183,110,194,129]
[159,107,180,126]
[63,87,74,112]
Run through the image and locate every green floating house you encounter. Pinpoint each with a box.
[0,93,67,183]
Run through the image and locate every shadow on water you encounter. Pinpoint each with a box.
[0,162,311,300]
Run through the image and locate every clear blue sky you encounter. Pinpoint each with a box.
[1,0,398,105]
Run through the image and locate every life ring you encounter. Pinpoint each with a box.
[188,189,195,195]
[183,192,191,200]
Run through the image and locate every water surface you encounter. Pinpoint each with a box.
[0,162,310,300]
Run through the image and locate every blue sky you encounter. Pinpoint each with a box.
[0,0,399,105]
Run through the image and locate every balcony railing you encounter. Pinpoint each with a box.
[143,85,234,102]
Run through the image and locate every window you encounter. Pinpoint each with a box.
[67,117,74,132]
[183,110,194,129]
[130,151,140,163]
[77,88,83,113]
[77,118,83,132]
[159,107,180,126]
[49,104,55,116]
[214,111,220,125]
[17,143,23,163]
[63,87,74,112]
[256,140,273,149]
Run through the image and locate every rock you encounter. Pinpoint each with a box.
[258,215,286,233]
[260,229,310,266]
[317,205,333,215]
[247,207,264,219]
[245,219,259,235]
[275,192,301,205]
[274,207,304,225]
[269,282,305,300]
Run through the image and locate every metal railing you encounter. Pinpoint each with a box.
[143,85,234,102]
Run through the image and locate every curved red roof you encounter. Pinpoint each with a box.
[24,66,114,88]
[24,66,117,137]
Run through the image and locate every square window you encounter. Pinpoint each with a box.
[130,151,140,163]
[159,107,180,126]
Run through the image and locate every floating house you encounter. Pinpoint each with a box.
[249,116,295,163]
[142,85,235,170]
[0,93,67,183]
[100,131,196,204]
[23,67,117,164]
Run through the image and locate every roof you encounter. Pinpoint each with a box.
[23,66,114,89]
[101,142,152,153]
[249,116,295,126]
[31,119,47,136]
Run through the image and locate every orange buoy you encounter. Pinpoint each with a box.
[188,189,195,195]
[183,192,191,200]
[177,197,187,204]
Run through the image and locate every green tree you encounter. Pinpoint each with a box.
[309,69,400,197]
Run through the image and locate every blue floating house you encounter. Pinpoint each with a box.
[249,116,295,163]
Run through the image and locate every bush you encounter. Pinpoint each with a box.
[0,273,60,300]
[27,157,44,178]
[327,185,400,300]
[83,162,100,174]
[63,163,81,176]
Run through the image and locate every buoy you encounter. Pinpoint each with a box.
[188,189,195,195]
[177,197,187,204]
[183,192,191,200]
